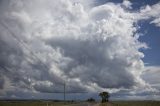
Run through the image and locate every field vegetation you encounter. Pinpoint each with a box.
[0,100,160,106]
[98,101,160,106]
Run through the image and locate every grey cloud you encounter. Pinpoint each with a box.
[142,66,160,91]
[0,75,5,89]
[0,0,157,100]
[47,37,136,88]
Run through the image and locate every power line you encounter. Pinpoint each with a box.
[0,65,11,73]
[62,82,89,101]
[0,21,88,100]
[0,21,50,72]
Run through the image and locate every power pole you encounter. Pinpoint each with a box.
[64,82,66,102]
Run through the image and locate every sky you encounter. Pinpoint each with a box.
[0,0,160,100]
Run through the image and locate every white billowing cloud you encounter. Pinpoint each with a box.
[122,0,132,9]
[0,0,156,99]
[139,2,160,27]
[150,17,160,27]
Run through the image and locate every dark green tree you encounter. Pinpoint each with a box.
[99,91,109,103]
[87,98,95,102]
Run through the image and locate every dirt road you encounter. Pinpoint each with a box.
[69,102,114,106]
[64,102,98,106]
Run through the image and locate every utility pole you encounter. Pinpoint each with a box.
[64,82,66,102]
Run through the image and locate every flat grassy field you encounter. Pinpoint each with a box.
[110,101,160,106]
[0,101,78,106]
[0,101,160,106]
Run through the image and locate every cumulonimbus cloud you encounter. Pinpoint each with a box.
[0,0,159,98]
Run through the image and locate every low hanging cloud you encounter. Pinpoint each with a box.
[0,0,159,98]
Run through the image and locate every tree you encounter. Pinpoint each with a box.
[99,91,109,103]
[87,98,95,102]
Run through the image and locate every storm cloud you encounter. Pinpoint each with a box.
[0,0,159,99]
